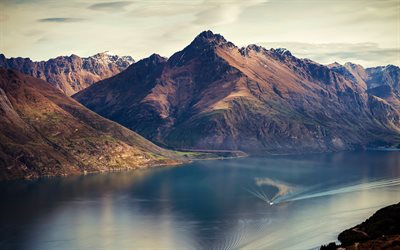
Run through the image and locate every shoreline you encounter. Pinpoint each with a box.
[321,202,400,250]
[2,148,399,182]
[0,149,248,182]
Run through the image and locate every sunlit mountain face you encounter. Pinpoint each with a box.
[0,53,134,96]
[74,31,400,154]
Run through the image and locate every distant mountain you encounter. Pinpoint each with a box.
[0,68,181,181]
[73,30,400,154]
[328,62,400,108]
[0,52,134,96]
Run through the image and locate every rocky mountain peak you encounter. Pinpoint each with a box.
[271,48,293,57]
[239,44,267,56]
[70,54,80,59]
[344,62,364,70]
[91,52,134,63]
[149,53,166,61]
[137,53,167,67]
[383,64,399,71]
[194,30,227,44]
[187,30,233,50]
[344,62,356,67]
[74,31,400,154]
[92,52,109,59]
[328,62,342,68]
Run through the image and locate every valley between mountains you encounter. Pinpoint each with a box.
[1,30,399,180]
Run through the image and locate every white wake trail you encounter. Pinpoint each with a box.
[279,177,400,203]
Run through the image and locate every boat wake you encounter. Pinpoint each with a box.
[244,177,294,205]
[245,177,400,205]
[277,177,400,203]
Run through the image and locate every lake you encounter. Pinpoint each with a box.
[1,151,399,250]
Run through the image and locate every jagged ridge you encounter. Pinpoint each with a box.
[73,30,400,154]
[0,52,134,96]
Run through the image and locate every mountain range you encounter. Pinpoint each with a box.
[73,31,400,154]
[0,68,181,181]
[1,30,399,180]
[0,52,134,96]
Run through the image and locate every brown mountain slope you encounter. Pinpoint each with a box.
[0,68,182,181]
[74,31,400,154]
[0,52,134,96]
[328,62,400,109]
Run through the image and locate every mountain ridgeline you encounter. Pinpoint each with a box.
[0,52,134,96]
[73,31,400,154]
[0,68,182,181]
[328,62,400,109]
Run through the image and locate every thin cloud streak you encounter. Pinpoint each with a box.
[88,1,133,11]
[38,17,85,23]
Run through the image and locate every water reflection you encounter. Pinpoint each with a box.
[0,151,399,249]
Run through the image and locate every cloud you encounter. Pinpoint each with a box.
[259,41,400,67]
[128,4,196,18]
[35,36,49,43]
[1,0,51,5]
[88,1,132,11]
[125,0,268,55]
[127,0,267,26]
[193,0,267,26]
[38,17,85,23]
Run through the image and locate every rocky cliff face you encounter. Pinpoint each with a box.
[329,62,400,109]
[0,52,134,96]
[0,68,181,181]
[73,31,400,154]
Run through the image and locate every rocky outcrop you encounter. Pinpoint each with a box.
[0,52,134,96]
[0,68,182,181]
[74,31,400,154]
[321,202,400,250]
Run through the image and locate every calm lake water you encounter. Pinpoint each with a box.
[1,151,399,250]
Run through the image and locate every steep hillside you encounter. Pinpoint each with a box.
[0,52,134,96]
[74,31,400,154]
[0,68,182,181]
[329,63,400,109]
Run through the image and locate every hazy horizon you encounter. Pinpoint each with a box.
[1,0,399,67]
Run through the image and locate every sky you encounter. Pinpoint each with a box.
[0,0,399,67]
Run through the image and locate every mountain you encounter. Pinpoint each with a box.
[73,30,400,154]
[0,68,182,181]
[0,52,134,96]
[328,62,400,109]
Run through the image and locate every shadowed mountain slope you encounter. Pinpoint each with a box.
[0,68,182,181]
[74,31,400,154]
